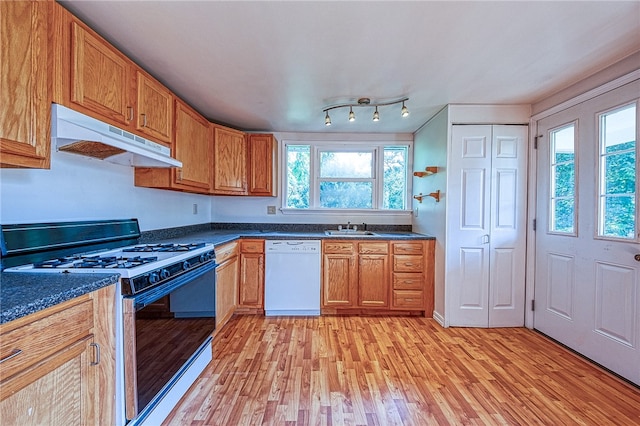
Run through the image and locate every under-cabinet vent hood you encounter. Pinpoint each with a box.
[52,104,182,168]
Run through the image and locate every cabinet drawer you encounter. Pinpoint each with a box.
[358,242,388,254]
[393,273,424,290]
[393,242,424,255]
[323,241,355,254]
[393,290,424,308]
[240,239,264,253]
[216,241,238,263]
[0,296,93,380]
[393,255,424,272]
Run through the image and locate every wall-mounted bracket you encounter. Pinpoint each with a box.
[414,190,441,203]
[413,166,438,177]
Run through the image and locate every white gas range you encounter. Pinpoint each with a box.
[1,220,217,426]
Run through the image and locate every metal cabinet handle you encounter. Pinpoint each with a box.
[0,349,22,363]
[127,106,134,121]
[90,343,100,366]
[141,113,147,127]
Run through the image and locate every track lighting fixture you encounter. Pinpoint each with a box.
[322,97,409,125]
[325,111,331,126]
[401,101,409,117]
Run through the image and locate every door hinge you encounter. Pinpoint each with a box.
[534,135,542,149]
[533,219,536,231]
[531,300,535,311]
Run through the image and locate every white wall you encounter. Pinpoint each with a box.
[0,146,212,231]
[412,107,449,322]
[211,131,415,225]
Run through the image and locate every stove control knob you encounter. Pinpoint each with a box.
[160,269,170,280]
[148,272,160,284]
[199,254,207,263]
[182,261,190,271]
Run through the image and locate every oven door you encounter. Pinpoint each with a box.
[122,260,216,422]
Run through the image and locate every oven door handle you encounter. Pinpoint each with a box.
[128,260,217,310]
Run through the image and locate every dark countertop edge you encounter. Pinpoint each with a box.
[1,273,119,325]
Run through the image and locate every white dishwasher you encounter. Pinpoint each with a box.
[265,240,321,316]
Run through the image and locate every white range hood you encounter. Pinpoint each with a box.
[52,104,182,168]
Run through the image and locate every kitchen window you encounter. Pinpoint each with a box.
[283,142,411,213]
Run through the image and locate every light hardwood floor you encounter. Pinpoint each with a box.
[164,315,640,425]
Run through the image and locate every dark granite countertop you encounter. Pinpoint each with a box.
[0,272,119,324]
[152,230,435,247]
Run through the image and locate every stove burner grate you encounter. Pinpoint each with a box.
[122,243,206,253]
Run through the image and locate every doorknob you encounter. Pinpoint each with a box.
[635,254,640,262]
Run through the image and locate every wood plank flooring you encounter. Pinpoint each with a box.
[164,315,640,425]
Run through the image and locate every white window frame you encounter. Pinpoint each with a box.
[281,140,413,216]
[548,121,578,236]
[595,101,638,242]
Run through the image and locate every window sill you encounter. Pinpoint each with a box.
[279,208,413,217]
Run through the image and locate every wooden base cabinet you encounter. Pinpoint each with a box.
[391,240,435,317]
[0,0,51,168]
[237,239,265,314]
[322,241,358,307]
[0,285,116,425]
[215,242,239,331]
[322,239,434,317]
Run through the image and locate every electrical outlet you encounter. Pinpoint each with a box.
[267,205,276,215]
[192,203,198,215]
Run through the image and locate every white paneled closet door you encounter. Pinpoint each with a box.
[447,125,528,327]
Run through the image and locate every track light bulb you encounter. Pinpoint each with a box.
[325,111,331,126]
[373,107,379,122]
[348,107,355,122]
[401,101,409,117]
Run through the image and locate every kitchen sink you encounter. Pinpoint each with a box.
[324,230,378,236]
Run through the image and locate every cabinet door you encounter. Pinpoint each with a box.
[136,71,173,144]
[70,22,133,126]
[239,253,264,308]
[322,253,357,307]
[216,257,238,330]
[1,337,95,426]
[212,126,247,195]
[248,134,277,196]
[0,1,50,168]
[358,254,389,307]
[174,100,212,192]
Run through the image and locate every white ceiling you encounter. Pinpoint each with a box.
[60,1,640,134]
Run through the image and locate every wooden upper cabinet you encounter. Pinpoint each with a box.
[69,21,133,127]
[247,134,277,196]
[212,125,247,195]
[135,70,173,143]
[173,99,212,191]
[0,1,51,168]
[134,99,211,193]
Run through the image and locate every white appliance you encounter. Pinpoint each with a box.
[52,103,182,168]
[265,240,321,316]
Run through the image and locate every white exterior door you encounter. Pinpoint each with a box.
[534,80,640,385]
[447,125,528,327]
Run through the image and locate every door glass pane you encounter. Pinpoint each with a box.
[319,181,373,208]
[598,103,636,239]
[286,145,310,208]
[549,124,576,234]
